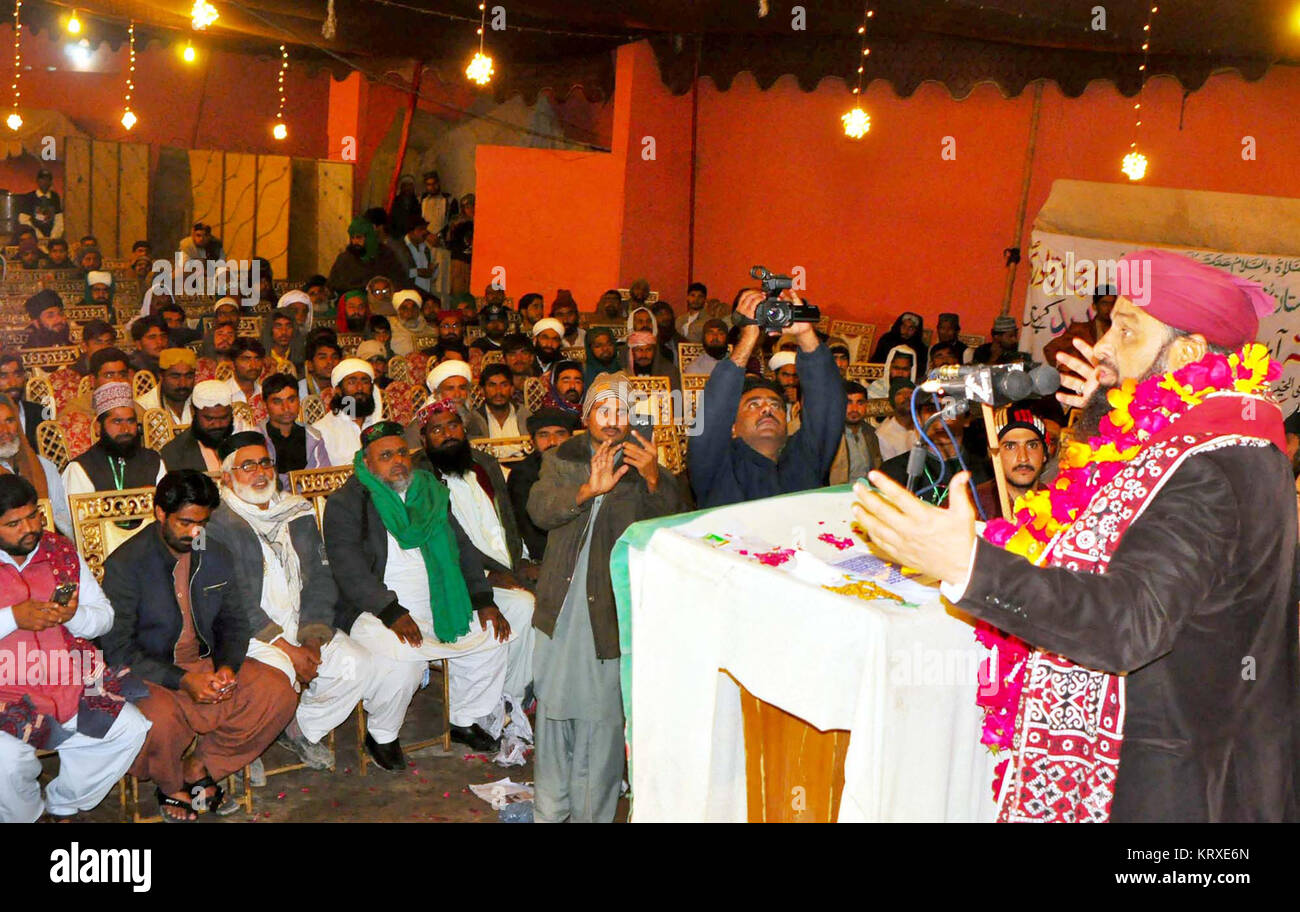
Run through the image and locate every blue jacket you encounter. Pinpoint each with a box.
[689,344,846,508]
[101,524,250,690]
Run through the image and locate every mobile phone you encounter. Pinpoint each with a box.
[51,582,78,606]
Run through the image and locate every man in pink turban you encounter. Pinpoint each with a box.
[853,248,1299,823]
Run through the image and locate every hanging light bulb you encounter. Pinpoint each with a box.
[6,112,21,131]
[842,107,871,139]
[66,10,82,35]
[271,44,288,140]
[272,122,287,140]
[183,42,197,63]
[466,2,493,85]
[1121,150,1148,181]
[121,21,137,131]
[466,52,494,85]
[191,0,219,30]
[121,109,137,130]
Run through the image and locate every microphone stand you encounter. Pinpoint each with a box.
[981,402,1013,520]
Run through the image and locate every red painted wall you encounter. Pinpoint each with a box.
[694,65,1300,338]
[0,25,329,158]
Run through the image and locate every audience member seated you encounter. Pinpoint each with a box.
[530,318,567,381]
[62,382,163,501]
[84,270,116,324]
[478,303,509,352]
[876,377,921,461]
[258,373,326,487]
[336,289,370,333]
[768,351,801,430]
[226,338,267,425]
[928,341,961,370]
[102,470,297,821]
[178,221,224,264]
[45,238,74,271]
[466,364,531,440]
[507,408,578,562]
[299,335,342,404]
[0,475,151,823]
[652,301,688,364]
[264,307,301,375]
[206,432,421,773]
[516,292,545,333]
[829,381,883,485]
[130,316,170,379]
[0,354,47,452]
[879,397,999,517]
[160,381,236,472]
[677,282,724,342]
[971,315,1020,364]
[548,360,585,416]
[993,407,1049,504]
[158,302,203,348]
[389,290,429,357]
[312,359,383,467]
[624,328,681,392]
[137,348,197,429]
[502,332,537,381]
[323,423,530,760]
[527,373,683,822]
[689,290,844,509]
[549,291,584,350]
[930,312,971,365]
[67,321,117,379]
[196,322,238,383]
[870,311,927,377]
[365,276,396,318]
[866,345,917,400]
[684,319,730,376]
[24,291,72,349]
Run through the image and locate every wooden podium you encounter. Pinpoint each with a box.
[734,676,850,823]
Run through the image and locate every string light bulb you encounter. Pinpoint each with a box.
[191,0,219,30]
[272,43,288,140]
[1122,4,1158,180]
[466,2,493,86]
[7,0,22,131]
[121,21,136,131]
[183,42,197,63]
[66,10,82,35]
[842,3,873,138]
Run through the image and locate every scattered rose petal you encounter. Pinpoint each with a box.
[276,792,286,800]
[443,791,450,798]
[817,533,853,550]
[300,787,310,792]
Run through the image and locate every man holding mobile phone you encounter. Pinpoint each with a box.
[0,475,152,823]
[526,371,683,822]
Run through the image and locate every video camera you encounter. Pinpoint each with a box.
[742,266,821,332]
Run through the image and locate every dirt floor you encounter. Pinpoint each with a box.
[43,679,629,824]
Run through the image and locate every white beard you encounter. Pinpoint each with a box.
[0,437,21,459]
[233,478,276,506]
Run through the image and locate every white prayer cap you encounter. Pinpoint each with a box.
[215,296,241,311]
[87,270,113,287]
[355,340,387,362]
[277,290,311,310]
[768,351,797,372]
[531,318,564,339]
[393,289,422,309]
[191,379,232,410]
[426,359,472,394]
[331,357,374,388]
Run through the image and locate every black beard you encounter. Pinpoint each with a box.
[703,343,728,360]
[101,431,141,459]
[537,347,561,366]
[335,392,376,417]
[348,244,365,256]
[193,421,233,449]
[345,316,367,331]
[425,438,475,475]
[561,389,582,404]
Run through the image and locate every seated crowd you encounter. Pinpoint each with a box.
[1,200,1092,824]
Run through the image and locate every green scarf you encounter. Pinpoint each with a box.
[352,453,472,643]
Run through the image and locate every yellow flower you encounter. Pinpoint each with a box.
[1106,381,1136,432]
[1158,374,1203,407]
[1235,343,1271,393]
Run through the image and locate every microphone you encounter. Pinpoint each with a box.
[919,362,1058,406]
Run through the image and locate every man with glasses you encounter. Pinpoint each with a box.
[208,432,422,771]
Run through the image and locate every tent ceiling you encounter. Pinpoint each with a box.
[5,0,1298,101]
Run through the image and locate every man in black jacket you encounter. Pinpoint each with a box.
[0,353,48,453]
[507,407,580,561]
[207,432,426,773]
[322,422,531,761]
[101,471,297,820]
[160,380,235,473]
[689,288,844,508]
[854,249,1300,823]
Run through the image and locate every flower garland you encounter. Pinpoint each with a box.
[974,342,1281,796]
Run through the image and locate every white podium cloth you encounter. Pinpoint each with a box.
[626,488,998,822]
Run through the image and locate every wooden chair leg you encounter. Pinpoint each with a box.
[357,705,367,777]
[439,659,451,752]
[119,775,129,823]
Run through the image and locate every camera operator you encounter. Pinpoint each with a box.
[689,288,845,508]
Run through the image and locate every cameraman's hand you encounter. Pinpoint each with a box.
[730,289,765,368]
[785,290,820,351]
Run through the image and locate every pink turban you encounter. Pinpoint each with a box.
[1119,248,1276,349]
[627,331,656,348]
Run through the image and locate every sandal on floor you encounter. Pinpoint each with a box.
[184,776,241,817]
[156,788,198,823]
